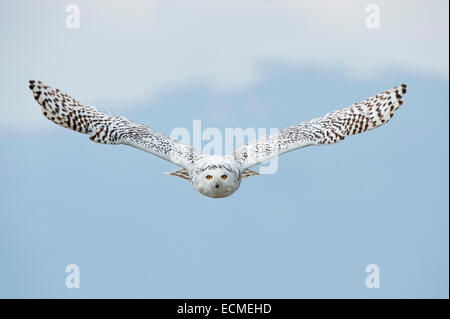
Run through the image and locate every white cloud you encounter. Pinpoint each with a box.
[0,0,448,129]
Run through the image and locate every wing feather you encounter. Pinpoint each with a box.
[232,84,407,170]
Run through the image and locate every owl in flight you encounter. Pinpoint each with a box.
[29,81,406,198]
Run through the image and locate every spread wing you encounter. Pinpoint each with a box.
[29,81,199,170]
[232,84,407,170]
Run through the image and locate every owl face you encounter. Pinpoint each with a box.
[192,167,239,198]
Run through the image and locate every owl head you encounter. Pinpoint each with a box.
[191,166,239,198]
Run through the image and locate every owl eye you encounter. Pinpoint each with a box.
[206,175,213,180]
[221,175,227,180]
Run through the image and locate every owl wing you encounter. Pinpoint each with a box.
[29,81,199,170]
[232,84,407,170]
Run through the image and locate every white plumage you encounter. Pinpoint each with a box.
[29,80,407,198]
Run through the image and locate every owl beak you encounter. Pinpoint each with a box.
[215,183,220,189]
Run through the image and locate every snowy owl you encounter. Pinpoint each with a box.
[28,81,407,198]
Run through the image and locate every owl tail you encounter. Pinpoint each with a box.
[242,169,260,179]
[164,168,190,180]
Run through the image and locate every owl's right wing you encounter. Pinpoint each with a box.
[29,81,199,170]
[232,84,407,170]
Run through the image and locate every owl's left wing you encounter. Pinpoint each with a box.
[29,81,199,170]
[232,84,407,170]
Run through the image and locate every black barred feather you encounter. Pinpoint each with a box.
[29,80,199,169]
[232,85,407,169]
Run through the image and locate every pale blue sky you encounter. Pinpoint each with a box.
[0,0,448,298]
